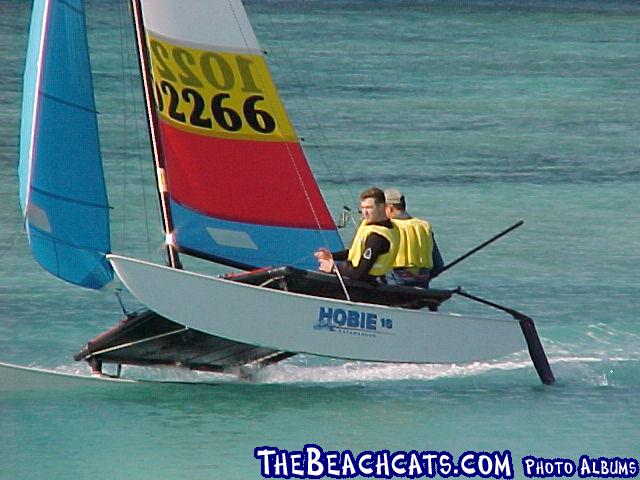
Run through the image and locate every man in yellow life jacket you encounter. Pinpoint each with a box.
[314,187,400,284]
[384,188,444,288]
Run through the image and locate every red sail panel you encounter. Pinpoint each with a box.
[159,122,335,229]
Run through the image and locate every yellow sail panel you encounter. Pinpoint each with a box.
[147,34,297,142]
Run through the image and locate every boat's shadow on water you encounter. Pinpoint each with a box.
[4,358,640,453]
[66,367,638,424]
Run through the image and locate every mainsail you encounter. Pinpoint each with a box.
[138,0,343,270]
[18,0,112,289]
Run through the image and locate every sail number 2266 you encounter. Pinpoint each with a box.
[148,37,292,140]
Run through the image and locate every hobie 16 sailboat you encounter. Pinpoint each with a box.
[19,0,555,384]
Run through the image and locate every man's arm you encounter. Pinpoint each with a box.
[431,234,444,273]
[331,249,349,261]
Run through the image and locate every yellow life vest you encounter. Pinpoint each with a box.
[391,217,434,270]
[347,221,400,276]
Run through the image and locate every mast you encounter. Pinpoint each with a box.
[129,0,182,269]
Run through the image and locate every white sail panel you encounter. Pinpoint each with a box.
[140,0,260,52]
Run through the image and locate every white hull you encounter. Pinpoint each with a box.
[108,255,526,364]
[0,362,232,389]
[0,362,137,390]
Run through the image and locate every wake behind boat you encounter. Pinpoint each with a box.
[18,0,554,384]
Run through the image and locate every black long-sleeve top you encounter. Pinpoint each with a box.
[332,219,393,282]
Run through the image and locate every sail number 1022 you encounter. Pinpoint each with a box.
[148,38,279,136]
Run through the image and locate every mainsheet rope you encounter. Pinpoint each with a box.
[235,1,358,299]
[230,0,358,250]
[260,7,356,215]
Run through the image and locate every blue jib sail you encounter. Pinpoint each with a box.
[18,0,113,289]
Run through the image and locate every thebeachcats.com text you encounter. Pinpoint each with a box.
[253,445,639,479]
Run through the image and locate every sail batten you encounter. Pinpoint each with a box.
[19,0,113,289]
[144,29,265,57]
[39,91,100,113]
[139,0,343,269]
[29,185,110,210]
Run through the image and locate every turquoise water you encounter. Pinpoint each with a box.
[1,1,639,479]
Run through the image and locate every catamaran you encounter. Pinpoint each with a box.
[18,0,555,384]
